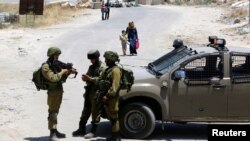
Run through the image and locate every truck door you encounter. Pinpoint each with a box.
[169,54,227,119]
[228,53,250,117]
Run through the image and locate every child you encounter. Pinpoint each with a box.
[119,30,128,55]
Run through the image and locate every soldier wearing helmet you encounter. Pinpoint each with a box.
[72,49,106,138]
[41,47,69,141]
[101,51,122,141]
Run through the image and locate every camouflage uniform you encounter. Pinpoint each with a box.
[101,51,122,141]
[41,47,68,140]
[80,61,106,129]
[72,50,106,138]
[103,66,121,132]
[42,63,65,130]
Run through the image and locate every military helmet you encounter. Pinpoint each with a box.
[104,51,119,62]
[87,49,100,59]
[47,47,61,57]
[173,39,184,49]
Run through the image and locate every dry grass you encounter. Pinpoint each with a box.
[229,8,249,19]
[0,3,19,13]
[20,4,81,27]
[0,3,83,28]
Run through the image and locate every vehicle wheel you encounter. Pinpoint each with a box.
[120,103,155,139]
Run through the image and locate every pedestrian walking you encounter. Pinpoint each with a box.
[126,21,138,55]
[119,30,128,55]
[101,0,106,20]
[105,0,111,20]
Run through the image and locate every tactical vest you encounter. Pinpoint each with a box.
[99,66,117,93]
[86,62,105,91]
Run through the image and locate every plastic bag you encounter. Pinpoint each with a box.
[135,39,139,49]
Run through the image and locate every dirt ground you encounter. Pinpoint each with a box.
[0,5,249,141]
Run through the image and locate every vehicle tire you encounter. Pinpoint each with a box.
[120,103,155,139]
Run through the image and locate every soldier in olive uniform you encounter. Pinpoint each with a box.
[101,51,122,141]
[41,47,70,141]
[72,50,106,138]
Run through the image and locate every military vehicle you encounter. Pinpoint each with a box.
[119,36,250,139]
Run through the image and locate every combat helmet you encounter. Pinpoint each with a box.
[104,51,120,62]
[47,47,61,57]
[173,39,184,49]
[87,49,100,59]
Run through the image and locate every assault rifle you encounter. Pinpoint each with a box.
[53,60,78,78]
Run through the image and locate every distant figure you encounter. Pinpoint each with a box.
[101,0,106,20]
[104,0,111,20]
[119,30,128,55]
[126,22,138,55]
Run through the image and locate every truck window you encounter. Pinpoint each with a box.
[182,55,223,85]
[231,54,250,83]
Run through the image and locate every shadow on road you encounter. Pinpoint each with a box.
[148,123,207,140]
[89,121,112,138]
[23,122,207,141]
[24,136,49,141]
[92,121,207,140]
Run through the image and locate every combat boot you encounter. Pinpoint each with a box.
[106,133,121,141]
[84,123,98,139]
[50,129,58,141]
[72,121,86,137]
[55,129,66,138]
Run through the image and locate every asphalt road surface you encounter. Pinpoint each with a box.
[24,7,208,141]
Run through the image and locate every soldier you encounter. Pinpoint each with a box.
[41,47,70,141]
[72,50,106,138]
[101,51,122,141]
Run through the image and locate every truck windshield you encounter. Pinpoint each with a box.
[147,47,191,75]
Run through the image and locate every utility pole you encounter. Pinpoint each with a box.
[249,0,250,24]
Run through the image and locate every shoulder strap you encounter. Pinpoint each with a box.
[46,60,58,73]
[103,65,119,78]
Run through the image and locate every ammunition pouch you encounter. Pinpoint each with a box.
[99,80,111,92]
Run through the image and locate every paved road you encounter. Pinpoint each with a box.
[24,7,208,141]
[57,7,180,71]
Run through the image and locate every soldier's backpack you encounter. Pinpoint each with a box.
[32,64,48,91]
[119,65,134,92]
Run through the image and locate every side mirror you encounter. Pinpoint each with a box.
[174,70,186,80]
